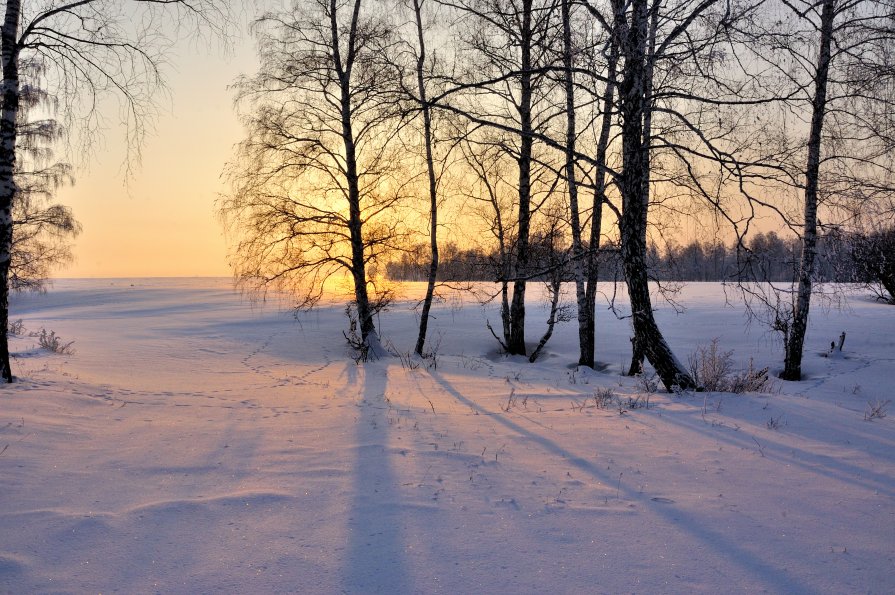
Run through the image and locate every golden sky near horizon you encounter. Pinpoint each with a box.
[56,30,258,278]
[48,3,788,280]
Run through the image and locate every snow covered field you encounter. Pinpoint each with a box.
[2,278,893,594]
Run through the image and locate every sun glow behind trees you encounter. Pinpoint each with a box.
[48,2,790,281]
[10,0,893,386]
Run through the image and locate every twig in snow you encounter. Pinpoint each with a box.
[752,436,765,457]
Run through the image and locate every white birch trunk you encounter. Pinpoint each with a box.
[782,0,835,380]
[0,0,21,382]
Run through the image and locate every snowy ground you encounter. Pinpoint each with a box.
[1,278,893,594]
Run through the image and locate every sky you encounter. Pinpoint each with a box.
[56,17,260,278]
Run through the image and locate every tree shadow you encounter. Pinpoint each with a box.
[657,401,895,499]
[430,371,815,594]
[343,363,412,593]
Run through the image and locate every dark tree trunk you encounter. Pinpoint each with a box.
[0,0,21,383]
[580,24,619,369]
[507,0,533,356]
[333,0,376,343]
[561,0,590,368]
[782,0,835,381]
[412,0,439,356]
[881,275,895,304]
[617,0,694,391]
[529,275,562,363]
[628,334,644,376]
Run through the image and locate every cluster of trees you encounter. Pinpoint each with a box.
[845,226,895,304]
[222,0,894,388]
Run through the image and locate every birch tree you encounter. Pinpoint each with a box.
[438,0,561,356]
[578,0,763,389]
[0,0,229,382]
[562,0,617,369]
[222,0,406,352]
[729,0,895,379]
[580,0,730,390]
[778,0,894,380]
[406,0,441,357]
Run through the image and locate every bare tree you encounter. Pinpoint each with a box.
[559,0,590,366]
[406,0,441,356]
[779,0,894,379]
[780,0,836,380]
[564,0,618,369]
[437,0,562,356]
[527,205,573,362]
[727,0,895,379]
[586,0,717,390]
[0,0,230,382]
[460,135,517,347]
[222,0,407,353]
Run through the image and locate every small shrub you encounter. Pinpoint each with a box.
[864,399,890,421]
[688,338,733,392]
[635,371,659,394]
[502,388,518,412]
[421,332,442,370]
[727,359,772,394]
[8,319,26,336]
[396,349,421,370]
[616,393,649,414]
[36,329,75,355]
[688,340,772,394]
[766,414,785,430]
[458,355,482,370]
[594,387,615,409]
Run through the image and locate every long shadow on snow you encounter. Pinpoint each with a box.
[655,401,895,499]
[344,363,412,593]
[430,372,815,594]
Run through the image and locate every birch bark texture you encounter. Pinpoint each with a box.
[782,0,835,381]
[0,0,22,382]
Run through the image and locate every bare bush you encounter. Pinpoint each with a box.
[766,414,786,430]
[7,319,25,336]
[594,387,615,409]
[864,399,890,421]
[34,328,74,355]
[616,393,649,414]
[395,349,421,371]
[727,360,773,394]
[688,339,733,391]
[502,388,518,412]
[688,339,772,394]
[635,371,659,394]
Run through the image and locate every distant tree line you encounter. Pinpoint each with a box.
[385,230,885,285]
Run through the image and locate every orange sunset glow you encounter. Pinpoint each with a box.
[57,28,256,278]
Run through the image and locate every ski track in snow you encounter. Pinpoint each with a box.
[0,279,893,594]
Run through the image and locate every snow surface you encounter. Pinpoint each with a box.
[2,278,893,594]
